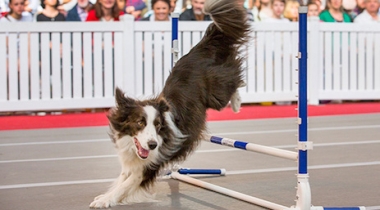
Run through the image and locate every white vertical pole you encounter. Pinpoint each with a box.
[308,17,320,105]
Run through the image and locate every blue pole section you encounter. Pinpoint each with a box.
[298,7,308,174]
[171,13,179,68]
[178,168,226,175]
[171,14,178,41]
[210,136,248,150]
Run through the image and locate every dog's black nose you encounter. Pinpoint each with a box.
[148,140,157,150]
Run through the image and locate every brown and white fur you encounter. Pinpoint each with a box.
[89,0,250,208]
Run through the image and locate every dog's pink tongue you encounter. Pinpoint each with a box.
[139,147,149,158]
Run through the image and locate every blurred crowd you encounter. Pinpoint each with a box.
[0,0,379,23]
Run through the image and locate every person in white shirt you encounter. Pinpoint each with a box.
[264,0,290,22]
[354,0,380,22]
[0,0,33,22]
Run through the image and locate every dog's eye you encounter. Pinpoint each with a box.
[137,121,144,127]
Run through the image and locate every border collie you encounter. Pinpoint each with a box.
[89,0,250,208]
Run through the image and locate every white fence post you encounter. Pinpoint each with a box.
[308,17,320,105]
[122,15,136,96]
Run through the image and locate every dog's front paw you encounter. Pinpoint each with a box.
[89,196,116,209]
[230,91,242,113]
[93,194,105,201]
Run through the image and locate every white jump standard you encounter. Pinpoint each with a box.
[170,6,366,210]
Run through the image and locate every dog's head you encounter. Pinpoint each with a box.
[108,87,170,160]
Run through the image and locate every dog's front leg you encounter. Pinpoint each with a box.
[230,82,246,113]
[89,171,142,208]
[91,172,127,202]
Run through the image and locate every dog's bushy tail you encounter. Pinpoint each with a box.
[203,0,250,47]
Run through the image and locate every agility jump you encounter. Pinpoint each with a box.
[170,7,366,210]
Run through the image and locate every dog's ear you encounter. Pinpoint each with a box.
[157,98,170,113]
[115,87,135,107]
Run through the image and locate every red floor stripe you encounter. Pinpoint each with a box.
[0,102,379,131]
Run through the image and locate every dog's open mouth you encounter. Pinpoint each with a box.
[134,138,149,159]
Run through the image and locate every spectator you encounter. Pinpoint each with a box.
[252,0,273,21]
[319,0,352,22]
[312,0,324,12]
[141,0,170,21]
[238,0,254,21]
[36,0,65,21]
[354,0,379,22]
[125,0,146,20]
[264,0,289,22]
[284,0,300,21]
[86,0,123,21]
[350,0,365,18]
[307,1,320,16]
[66,0,92,21]
[170,0,176,12]
[179,0,211,21]
[0,0,33,21]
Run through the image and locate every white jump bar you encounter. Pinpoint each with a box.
[204,135,298,161]
[171,172,290,210]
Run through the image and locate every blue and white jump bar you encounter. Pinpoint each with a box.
[205,135,298,161]
[178,168,226,175]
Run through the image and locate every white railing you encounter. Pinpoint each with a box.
[309,22,380,104]
[0,15,379,112]
[0,17,134,112]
